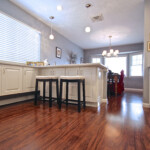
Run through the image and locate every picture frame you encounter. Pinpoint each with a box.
[148,41,150,51]
[56,47,62,58]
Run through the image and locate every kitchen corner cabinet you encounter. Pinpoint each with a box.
[23,67,38,92]
[79,67,95,102]
[2,65,22,95]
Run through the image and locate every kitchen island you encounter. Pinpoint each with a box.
[0,61,108,107]
[38,63,108,106]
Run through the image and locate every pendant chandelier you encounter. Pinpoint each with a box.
[49,16,54,40]
[102,36,119,57]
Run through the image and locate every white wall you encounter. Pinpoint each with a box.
[143,0,150,104]
[0,0,83,65]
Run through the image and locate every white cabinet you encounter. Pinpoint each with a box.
[39,68,66,98]
[37,65,106,106]
[79,67,96,102]
[2,65,22,95]
[66,68,79,99]
[52,68,66,98]
[23,67,38,92]
[39,68,53,76]
[53,68,65,76]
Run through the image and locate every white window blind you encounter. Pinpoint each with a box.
[0,13,40,63]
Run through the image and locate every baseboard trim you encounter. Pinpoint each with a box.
[101,99,108,103]
[86,102,98,107]
[143,103,150,108]
[125,88,143,92]
[0,99,33,108]
[0,95,35,106]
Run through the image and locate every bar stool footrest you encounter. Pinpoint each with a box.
[63,99,84,105]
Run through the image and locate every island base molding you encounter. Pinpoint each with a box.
[143,103,150,108]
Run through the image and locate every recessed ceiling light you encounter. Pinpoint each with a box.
[85,27,91,33]
[57,5,63,11]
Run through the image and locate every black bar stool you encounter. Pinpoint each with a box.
[34,76,59,107]
[59,76,86,112]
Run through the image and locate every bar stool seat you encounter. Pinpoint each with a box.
[34,76,59,107]
[59,76,86,112]
[60,76,85,80]
[36,76,58,79]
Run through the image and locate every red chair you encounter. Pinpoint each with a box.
[116,70,124,95]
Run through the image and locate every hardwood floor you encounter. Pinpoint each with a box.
[0,92,150,150]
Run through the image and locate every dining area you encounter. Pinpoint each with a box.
[107,69,125,97]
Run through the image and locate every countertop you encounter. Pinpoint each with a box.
[0,60,107,70]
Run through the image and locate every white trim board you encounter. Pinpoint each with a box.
[125,88,143,92]
[143,103,150,108]
[101,99,108,104]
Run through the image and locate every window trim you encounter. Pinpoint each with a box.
[129,52,143,77]
[91,55,102,64]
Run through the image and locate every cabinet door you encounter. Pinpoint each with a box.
[42,68,66,98]
[53,68,65,76]
[2,65,22,95]
[23,67,38,92]
[0,66,2,96]
[79,67,96,102]
[66,68,79,99]
[39,68,53,76]
[52,68,66,98]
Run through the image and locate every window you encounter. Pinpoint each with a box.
[92,57,101,63]
[0,13,40,63]
[130,54,143,76]
[105,56,127,75]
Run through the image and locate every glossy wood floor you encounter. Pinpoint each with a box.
[0,92,150,150]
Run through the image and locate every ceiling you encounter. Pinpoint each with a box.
[10,0,144,49]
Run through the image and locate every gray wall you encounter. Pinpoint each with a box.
[84,43,144,89]
[84,43,143,62]
[143,0,150,104]
[0,0,83,65]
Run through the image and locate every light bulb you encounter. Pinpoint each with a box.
[57,5,62,11]
[107,53,111,57]
[110,49,114,54]
[85,27,91,33]
[102,50,107,56]
[114,52,117,56]
[115,50,119,54]
[49,34,54,40]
